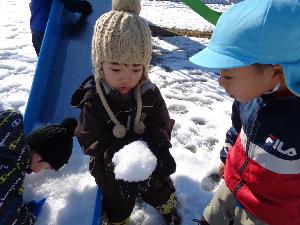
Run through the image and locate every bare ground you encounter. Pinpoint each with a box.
[149,24,212,38]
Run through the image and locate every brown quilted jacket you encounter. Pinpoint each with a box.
[71,76,175,184]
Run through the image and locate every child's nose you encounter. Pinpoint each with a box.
[119,74,130,83]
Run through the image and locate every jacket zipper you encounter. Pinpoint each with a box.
[232,104,263,196]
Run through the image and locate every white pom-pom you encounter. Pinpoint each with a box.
[133,121,145,134]
[113,124,127,138]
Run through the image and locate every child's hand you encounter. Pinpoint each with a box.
[219,162,225,179]
[27,197,47,218]
[104,133,140,164]
[80,0,93,16]
[148,177,167,189]
[150,146,176,181]
[117,179,149,198]
[63,0,92,15]
[142,137,175,176]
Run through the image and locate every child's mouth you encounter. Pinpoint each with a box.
[119,86,129,92]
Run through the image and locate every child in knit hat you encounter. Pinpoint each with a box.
[26,117,77,172]
[0,107,77,225]
[71,0,181,224]
[189,0,300,224]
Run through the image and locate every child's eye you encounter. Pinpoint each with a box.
[111,68,120,72]
[223,76,233,80]
[133,69,142,72]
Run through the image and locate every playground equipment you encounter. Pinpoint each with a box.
[182,0,222,25]
[24,0,110,134]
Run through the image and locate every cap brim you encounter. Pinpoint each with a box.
[189,47,255,71]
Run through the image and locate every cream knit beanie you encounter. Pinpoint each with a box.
[92,0,152,139]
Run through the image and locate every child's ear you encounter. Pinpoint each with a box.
[32,152,43,162]
[139,72,147,82]
[273,64,285,83]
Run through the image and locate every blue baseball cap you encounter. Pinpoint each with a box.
[190,0,300,96]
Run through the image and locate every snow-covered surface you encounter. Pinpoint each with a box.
[141,0,230,32]
[0,0,36,113]
[0,0,234,224]
[113,141,157,182]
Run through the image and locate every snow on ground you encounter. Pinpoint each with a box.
[141,0,231,32]
[0,0,234,224]
[0,0,36,113]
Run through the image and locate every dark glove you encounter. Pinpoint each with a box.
[105,161,149,198]
[147,140,176,181]
[117,177,150,198]
[151,149,176,180]
[27,197,47,218]
[104,133,140,166]
[78,0,93,16]
[62,0,92,15]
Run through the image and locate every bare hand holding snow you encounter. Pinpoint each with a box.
[112,140,157,182]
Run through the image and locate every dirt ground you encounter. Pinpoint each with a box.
[149,24,212,38]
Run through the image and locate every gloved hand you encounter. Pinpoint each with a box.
[147,141,176,182]
[105,161,149,198]
[27,197,47,218]
[104,133,140,166]
[63,0,92,15]
[117,178,150,198]
[140,134,176,182]
[79,0,93,16]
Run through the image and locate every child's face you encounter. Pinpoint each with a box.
[102,62,144,94]
[219,65,281,103]
[31,152,52,173]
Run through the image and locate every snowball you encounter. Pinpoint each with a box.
[112,140,157,182]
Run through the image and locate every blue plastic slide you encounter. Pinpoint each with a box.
[23,0,110,224]
[24,0,110,133]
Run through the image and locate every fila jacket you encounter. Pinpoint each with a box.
[222,93,300,225]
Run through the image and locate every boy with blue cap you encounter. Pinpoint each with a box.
[189,0,300,224]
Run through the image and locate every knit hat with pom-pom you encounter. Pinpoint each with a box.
[92,0,151,139]
[26,118,78,170]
